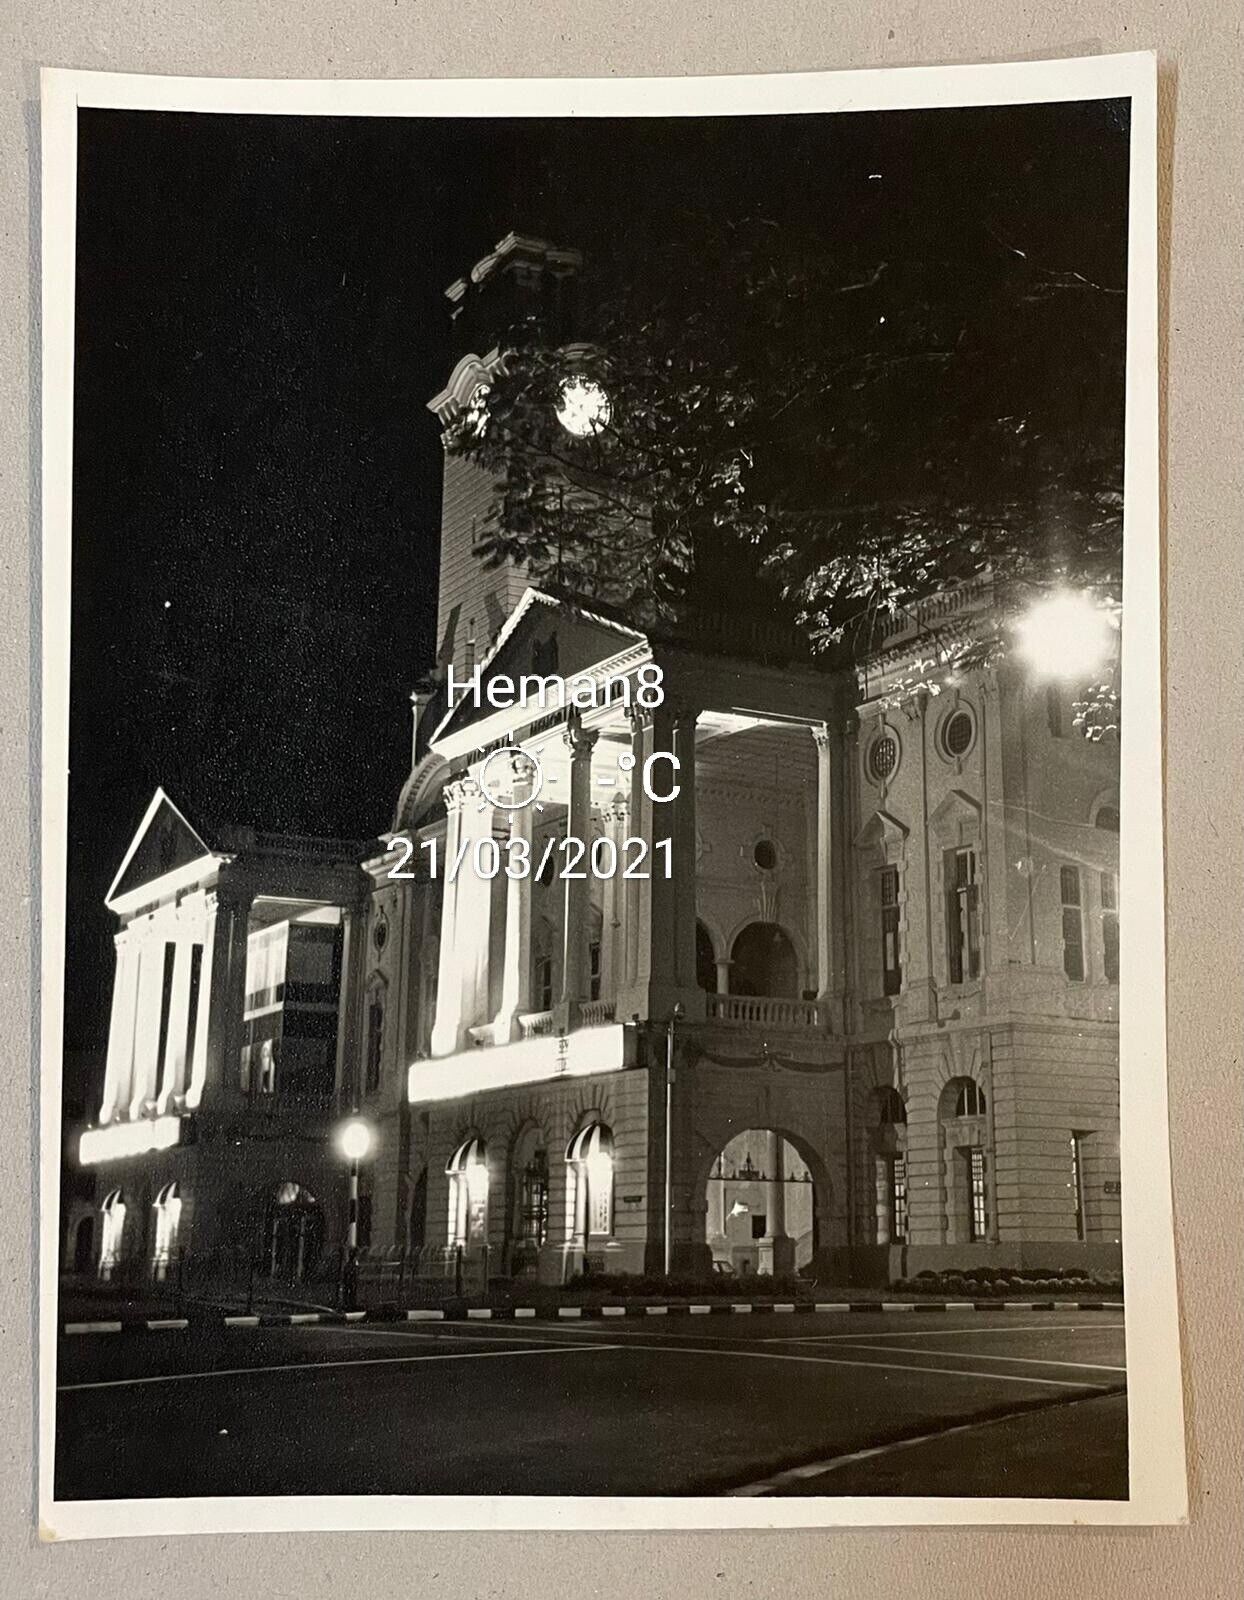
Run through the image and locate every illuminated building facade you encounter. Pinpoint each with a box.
[75,235,1122,1291]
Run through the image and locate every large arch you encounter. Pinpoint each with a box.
[696,1123,838,1278]
[728,921,799,998]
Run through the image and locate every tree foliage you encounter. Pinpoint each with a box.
[451,196,1127,670]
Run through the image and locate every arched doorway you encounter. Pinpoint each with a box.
[704,1129,820,1276]
[506,1124,549,1276]
[72,1214,95,1275]
[261,1183,324,1281]
[729,922,799,998]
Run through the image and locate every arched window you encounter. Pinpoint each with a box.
[446,1137,489,1248]
[151,1181,182,1280]
[364,977,386,1095]
[1095,805,1120,833]
[940,1079,990,1244]
[98,1188,126,1281]
[509,1127,549,1273]
[729,922,799,999]
[953,1080,987,1118]
[696,921,717,993]
[566,1122,615,1244]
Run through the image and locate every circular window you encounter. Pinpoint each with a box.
[372,913,388,953]
[868,734,899,783]
[941,710,975,759]
[753,839,778,871]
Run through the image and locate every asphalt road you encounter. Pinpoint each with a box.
[54,1310,1127,1500]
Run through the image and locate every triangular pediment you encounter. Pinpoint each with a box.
[855,808,910,850]
[433,588,648,748]
[105,788,221,909]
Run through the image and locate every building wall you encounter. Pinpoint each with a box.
[435,449,527,679]
[844,656,1121,1276]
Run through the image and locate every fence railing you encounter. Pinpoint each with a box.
[705,994,827,1029]
[61,1243,488,1316]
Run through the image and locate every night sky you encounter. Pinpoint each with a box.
[65,98,1129,1054]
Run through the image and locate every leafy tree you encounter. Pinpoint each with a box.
[452,199,1126,729]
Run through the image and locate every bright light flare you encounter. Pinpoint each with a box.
[1014,591,1117,681]
[337,1118,374,1163]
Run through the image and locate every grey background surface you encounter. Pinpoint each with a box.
[3,3,1241,1594]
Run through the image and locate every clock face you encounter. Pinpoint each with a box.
[555,376,611,437]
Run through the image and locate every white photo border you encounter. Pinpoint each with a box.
[37,51,1183,1538]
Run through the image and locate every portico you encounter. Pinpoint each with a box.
[415,588,849,1087]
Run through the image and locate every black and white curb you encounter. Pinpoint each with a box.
[62,1299,1123,1335]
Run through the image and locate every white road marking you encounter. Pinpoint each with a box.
[58,1341,621,1393]
[763,1322,1124,1344]
[728,1397,1113,1497]
[809,1342,1127,1373]
[541,1340,1112,1389]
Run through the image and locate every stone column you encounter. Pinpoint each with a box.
[598,799,627,1004]
[430,777,470,1057]
[623,707,650,989]
[202,888,254,1103]
[812,721,844,1021]
[558,717,598,1026]
[99,930,140,1125]
[157,937,195,1112]
[128,932,168,1117]
[493,786,534,1043]
[714,957,732,995]
[670,706,700,994]
[759,1129,796,1276]
[455,776,497,1038]
[617,702,703,1022]
[186,895,216,1110]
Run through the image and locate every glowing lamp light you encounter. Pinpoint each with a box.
[555,376,611,437]
[1014,591,1117,681]
[337,1119,374,1163]
[465,1158,490,1208]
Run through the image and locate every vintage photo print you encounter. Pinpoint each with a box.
[38,56,1184,1536]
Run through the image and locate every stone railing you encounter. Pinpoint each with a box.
[579,999,617,1028]
[518,1010,556,1039]
[705,994,827,1030]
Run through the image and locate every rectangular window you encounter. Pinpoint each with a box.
[1101,871,1120,982]
[968,1147,988,1241]
[1071,1133,1088,1240]
[365,994,384,1094]
[946,847,981,984]
[239,1042,252,1092]
[535,953,553,1012]
[880,866,902,996]
[1061,865,1085,981]
[589,940,602,1003]
[891,1154,909,1243]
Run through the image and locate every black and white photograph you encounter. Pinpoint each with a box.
[38,58,1182,1535]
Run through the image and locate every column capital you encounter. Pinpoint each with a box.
[445,773,481,812]
[563,712,599,759]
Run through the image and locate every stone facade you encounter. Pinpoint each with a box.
[72,235,1121,1294]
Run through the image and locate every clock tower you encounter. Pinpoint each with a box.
[427,233,582,683]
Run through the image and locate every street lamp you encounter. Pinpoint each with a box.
[336,1118,374,1310]
[1014,590,1117,682]
[664,1002,685,1277]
